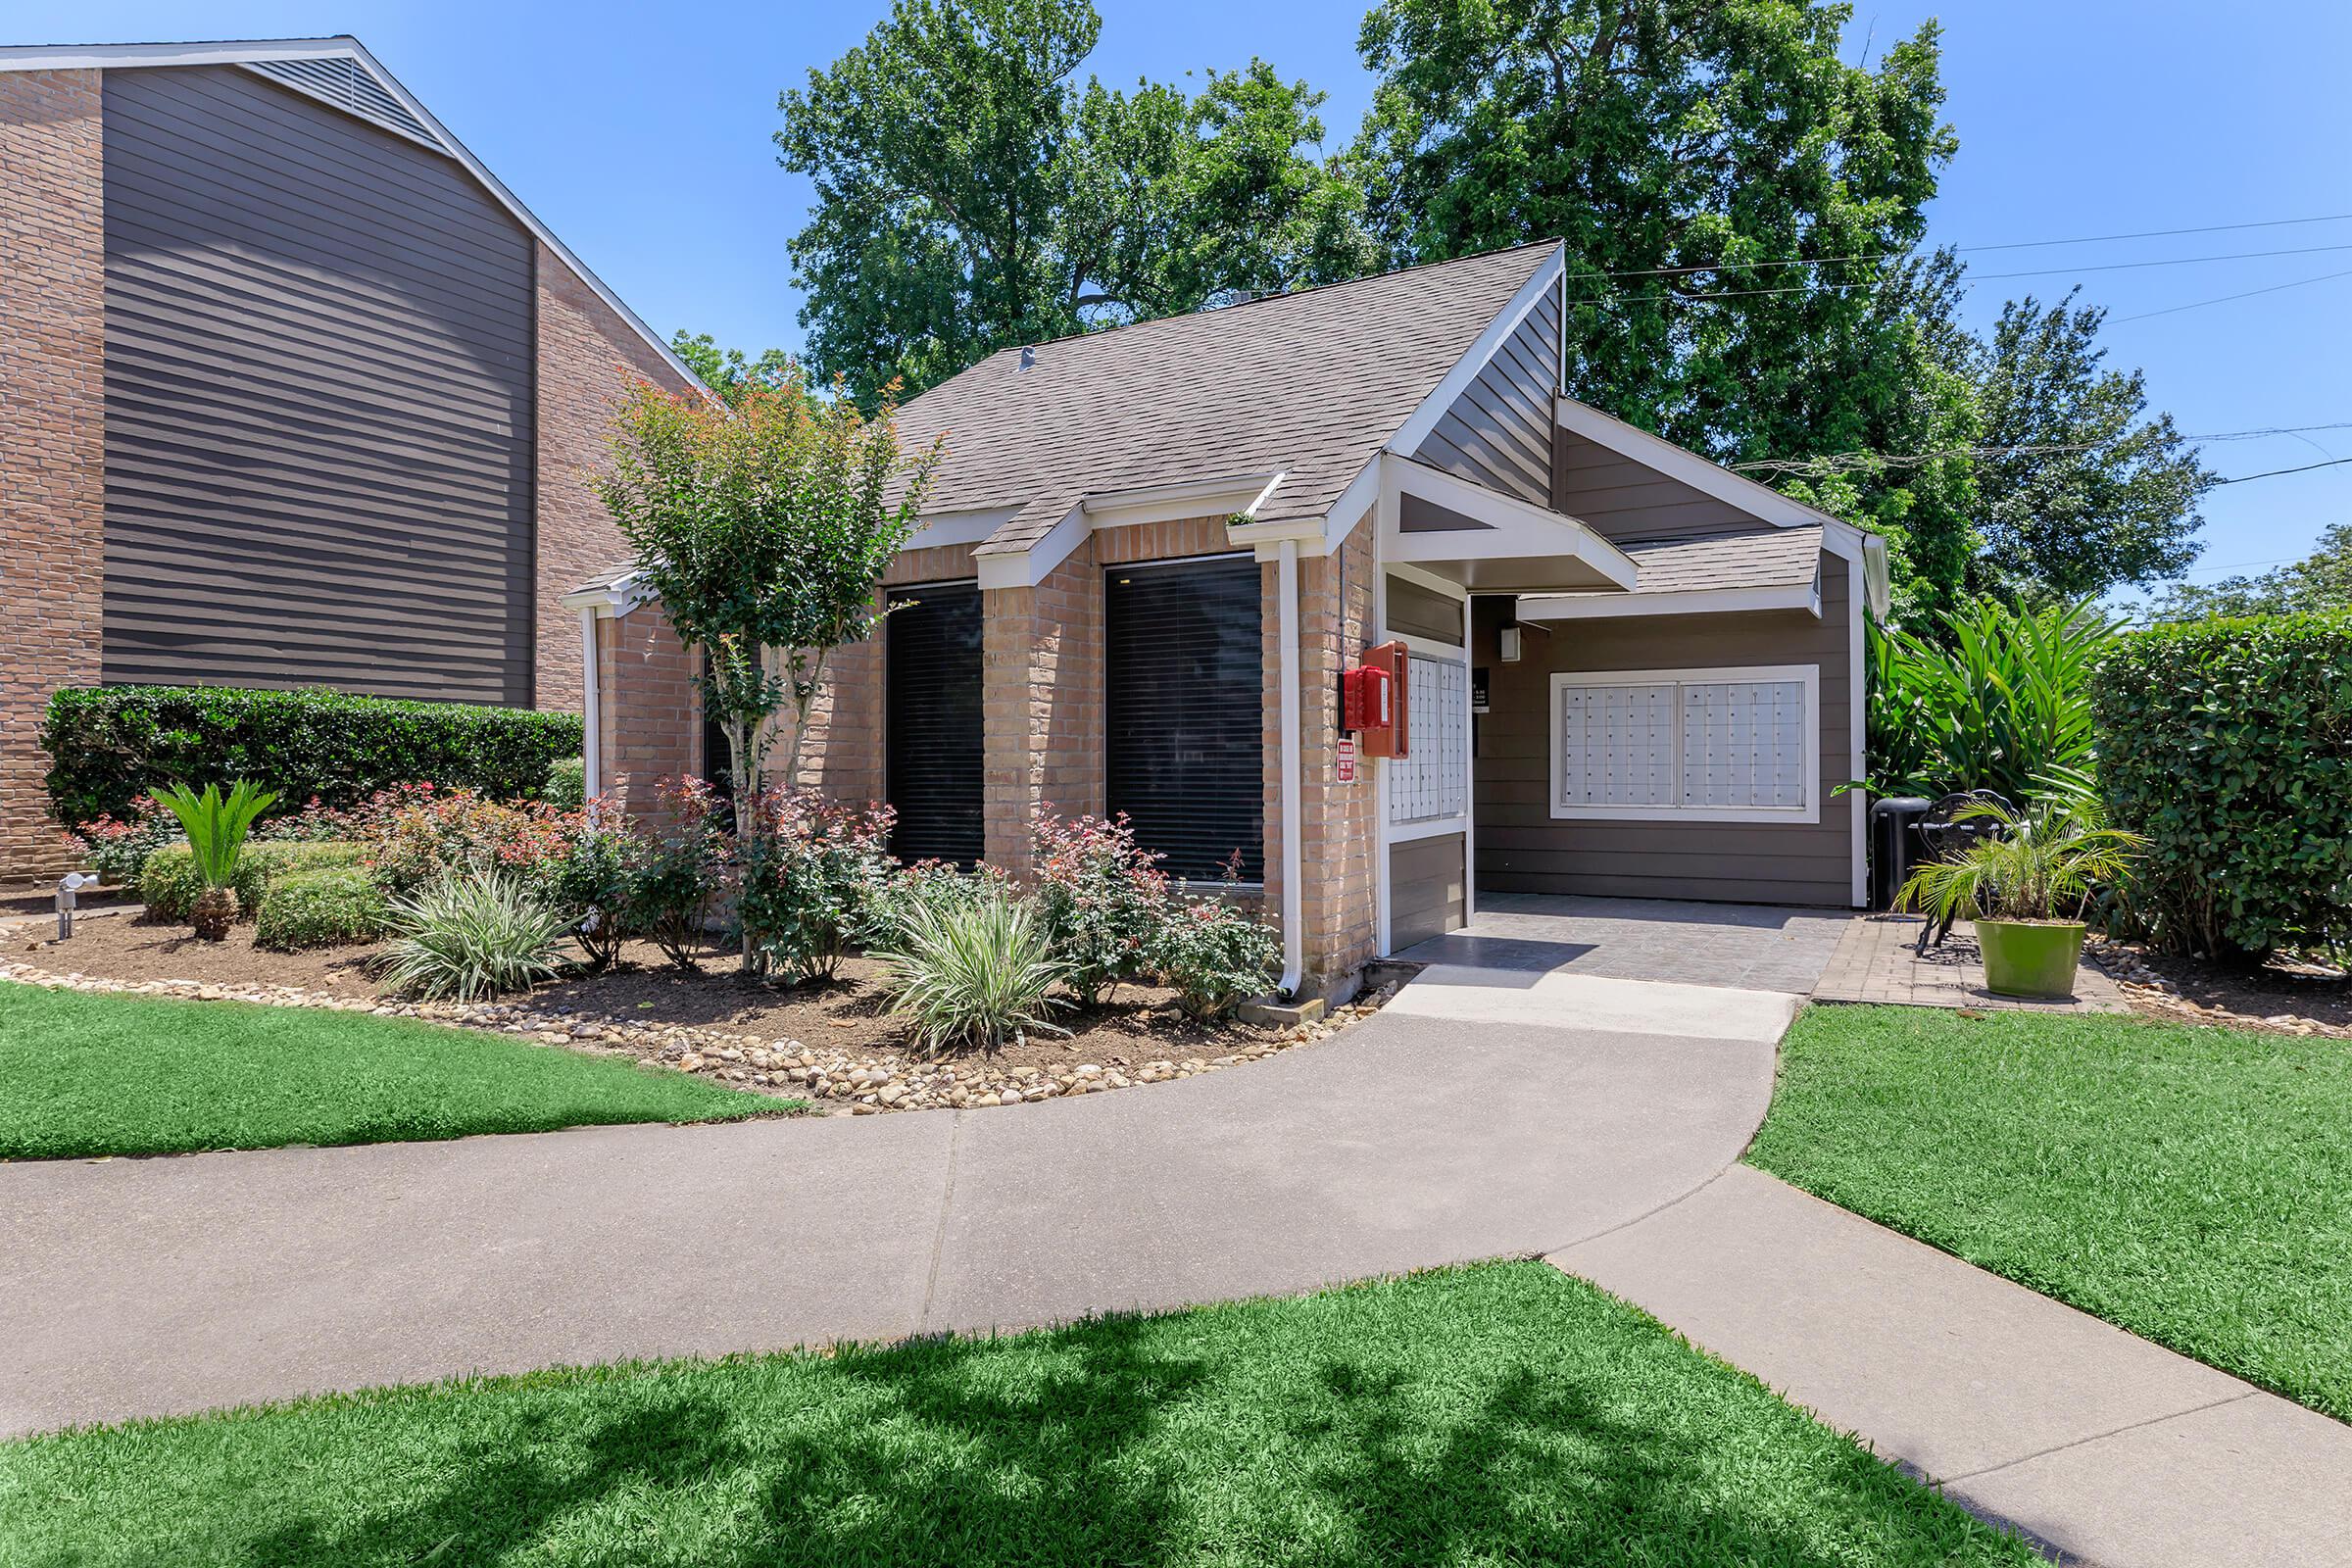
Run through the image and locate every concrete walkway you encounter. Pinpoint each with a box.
[5,898,2346,1566]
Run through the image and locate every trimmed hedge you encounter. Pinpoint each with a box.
[255,866,390,950]
[139,841,368,924]
[2092,613,2352,960]
[43,686,582,830]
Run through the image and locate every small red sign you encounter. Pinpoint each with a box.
[1336,737,1357,783]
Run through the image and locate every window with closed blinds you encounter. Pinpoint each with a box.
[886,582,985,865]
[1549,664,1819,823]
[1105,556,1265,881]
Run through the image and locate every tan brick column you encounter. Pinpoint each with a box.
[1296,516,1379,988]
[1,70,105,879]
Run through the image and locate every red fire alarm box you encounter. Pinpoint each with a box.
[1349,641,1412,759]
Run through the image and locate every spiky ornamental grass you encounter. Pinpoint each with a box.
[379,867,573,1002]
[878,883,1068,1056]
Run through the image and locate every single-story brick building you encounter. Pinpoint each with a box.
[0,36,700,877]
[573,241,1889,1001]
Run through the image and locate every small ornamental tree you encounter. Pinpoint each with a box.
[595,373,941,967]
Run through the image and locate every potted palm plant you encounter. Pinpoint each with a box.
[1898,797,2142,1000]
[149,781,277,941]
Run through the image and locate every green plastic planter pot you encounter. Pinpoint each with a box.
[1975,918,2087,1000]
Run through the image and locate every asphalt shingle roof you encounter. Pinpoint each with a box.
[1593,526,1824,595]
[889,243,1562,555]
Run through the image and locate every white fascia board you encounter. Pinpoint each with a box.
[0,37,709,395]
[1385,561,1471,602]
[1388,457,1641,590]
[1388,244,1566,459]
[1518,581,1822,621]
[906,506,1023,550]
[1085,471,1284,529]
[1552,395,1844,531]
[561,572,647,618]
[975,503,1088,591]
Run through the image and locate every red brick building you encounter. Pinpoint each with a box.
[579,245,1889,1001]
[0,37,699,878]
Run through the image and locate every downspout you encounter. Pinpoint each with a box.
[1278,537,1304,997]
[579,607,603,805]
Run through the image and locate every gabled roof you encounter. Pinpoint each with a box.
[0,35,703,391]
[1614,527,1824,594]
[891,243,1564,557]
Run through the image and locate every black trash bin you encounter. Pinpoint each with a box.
[1869,797,1933,910]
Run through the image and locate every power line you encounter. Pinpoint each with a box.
[1560,210,2352,287]
[1730,422,2352,476]
[2112,267,2352,323]
[2213,456,2352,485]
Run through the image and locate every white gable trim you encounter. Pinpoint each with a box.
[1384,457,1640,592]
[0,36,705,393]
[977,472,1288,588]
[907,506,1024,550]
[1388,246,1566,460]
[1520,578,1822,621]
[561,569,648,618]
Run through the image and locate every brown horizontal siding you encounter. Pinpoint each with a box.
[1390,831,1466,950]
[1550,429,1767,541]
[99,65,536,705]
[1384,573,1465,645]
[1416,290,1559,508]
[1471,552,1856,906]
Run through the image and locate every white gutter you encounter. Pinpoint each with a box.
[578,608,603,803]
[1276,537,1304,998]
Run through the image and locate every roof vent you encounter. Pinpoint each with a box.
[244,57,444,151]
[1019,346,1037,370]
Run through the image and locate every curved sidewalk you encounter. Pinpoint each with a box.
[0,973,1791,1438]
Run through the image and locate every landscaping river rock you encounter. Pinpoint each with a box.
[0,958,1398,1114]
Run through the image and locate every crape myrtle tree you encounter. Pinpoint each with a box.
[595,374,942,965]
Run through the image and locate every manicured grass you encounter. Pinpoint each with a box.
[1748,1004,2352,1420]
[0,1263,2029,1567]
[0,982,784,1160]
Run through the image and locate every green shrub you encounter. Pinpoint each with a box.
[1032,811,1169,1005]
[1151,895,1281,1019]
[878,884,1068,1055]
[542,756,587,811]
[1867,599,2122,801]
[140,840,369,922]
[254,867,390,950]
[2091,612,2352,960]
[64,797,180,884]
[42,686,580,830]
[380,869,572,1001]
[529,827,643,973]
[735,790,895,983]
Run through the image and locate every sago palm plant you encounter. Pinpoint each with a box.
[1899,797,2144,926]
[878,883,1069,1057]
[149,780,277,940]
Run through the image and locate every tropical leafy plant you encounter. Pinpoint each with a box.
[379,868,572,1002]
[148,781,277,939]
[1897,798,2143,927]
[877,884,1069,1057]
[1865,598,2123,802]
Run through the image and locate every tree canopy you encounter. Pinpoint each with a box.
[775,0,1372,406]
[668,332,804,409]
[2152,520,2352,621]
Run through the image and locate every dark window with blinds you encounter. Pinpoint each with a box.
[886,581,985,865]
[1105,556,1264,881]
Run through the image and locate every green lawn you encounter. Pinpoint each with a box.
[0,982,785,1159]
[1748,1004,2352,1420]
[0,1263,2029,1567]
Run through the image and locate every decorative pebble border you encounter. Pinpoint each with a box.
[0,958,1398,1114]
[2089,940,2350,1040]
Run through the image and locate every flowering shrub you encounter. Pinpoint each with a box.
[736,789,896,984]
[625,775,730,969]
[1032,811,1169,1005]
[358,783,588,897]
[63,797,180,884]
[1150,889,1280,1019]
[253,795,371,843]
[858,858,1000,953]
[530,817,645,973]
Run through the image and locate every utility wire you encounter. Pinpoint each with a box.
[1730,422,2352,476]
[2212,456,2352,485]
[2112,267,2352,323]
[1559,210,2352,286]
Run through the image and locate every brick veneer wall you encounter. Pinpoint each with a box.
[533,241,692,713]
[0,71,105,882]
[593,604,702,818]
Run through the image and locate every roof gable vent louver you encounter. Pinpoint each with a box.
[244,56,444,151]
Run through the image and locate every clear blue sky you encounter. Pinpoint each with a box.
[17,1,2351,602]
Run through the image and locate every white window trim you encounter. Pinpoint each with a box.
[1547,663,1820,824]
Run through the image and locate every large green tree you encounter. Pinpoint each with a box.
[776,0,1373,405]
[1968,290,2215,599]
[668,332,803,409]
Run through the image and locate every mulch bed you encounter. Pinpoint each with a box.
[2093,937,2352,1040]
[3,906,1389,1113]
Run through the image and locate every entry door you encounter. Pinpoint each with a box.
[886,581,984,865]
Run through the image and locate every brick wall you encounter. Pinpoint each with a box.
[593,603,701,818]
[0,71,105,882]
[533,242,692,714]
[1299,514,1379,984]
